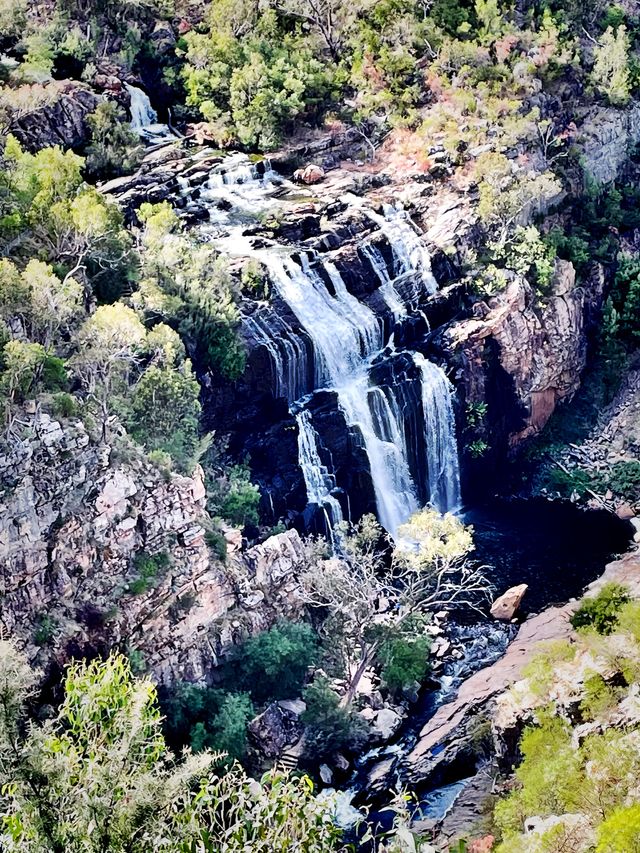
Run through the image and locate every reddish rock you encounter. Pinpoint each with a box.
[490,584,528,621]
[293,164,326,184]
[616,503,635,520]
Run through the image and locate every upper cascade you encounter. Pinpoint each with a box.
[125,84,175,144]
[177,153,462,538]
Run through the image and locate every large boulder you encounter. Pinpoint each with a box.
[9,80,100,152]
[490,584,528,621]
[248,701,305,760]
[293,164,326,184]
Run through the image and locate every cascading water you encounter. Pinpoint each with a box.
[178,152,462,536]
[413,354,462,513]
[296,409,344,532]
[125,83,158,129]
[125,83,175,143]
[263,252,419,536]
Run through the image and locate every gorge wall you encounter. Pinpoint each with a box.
[0,407,306,683]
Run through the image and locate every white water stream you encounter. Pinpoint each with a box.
[180,153,462,537]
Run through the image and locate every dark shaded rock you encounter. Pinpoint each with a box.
[248,701,305,760]
[10,81,100,152]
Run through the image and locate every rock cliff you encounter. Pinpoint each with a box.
[0,408,306,684]
[9,80,100,152]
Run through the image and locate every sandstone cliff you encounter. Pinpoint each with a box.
[0,408,306,684]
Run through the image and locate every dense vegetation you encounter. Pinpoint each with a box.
[491,584,640,852]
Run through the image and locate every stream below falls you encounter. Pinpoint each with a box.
[334,498,632,839]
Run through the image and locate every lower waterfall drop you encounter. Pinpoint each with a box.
[414,353,462,514]
[296,410,344,533]
[264,253,418,537]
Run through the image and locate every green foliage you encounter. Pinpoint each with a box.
[495,708,640,852]
[380,635,431,695]
[182,12,334,149]
[162,683,253,762]
[128,551,170,596]
[51,391,78,418]
[231,621,318,704]
[129,361,202,474]
[570,582,631,634]
[0,644,341,851]
[85,101,144,179]
[546,227,591,274]
[135,202,245,380]
[216,464,261,528]
[520,639,576,697]
[301,675,368,761]
[0,0,26,38]
[579,672,619,720]
[207,693,254,762]
[491,226,557,295]
[205,527,228,561]
[596,804,640,852]
[592,25,631,106]
[33,614,56,646]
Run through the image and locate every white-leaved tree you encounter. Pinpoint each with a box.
[300,510,491,705]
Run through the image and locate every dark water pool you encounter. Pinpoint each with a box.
[464,497,633,614]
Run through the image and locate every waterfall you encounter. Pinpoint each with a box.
[296,410,344,532]
[187,153,462,536]
[360,243,407,320]
[125,83,157,129]
[264,252,418,536]
[125,83,175,144]
[413,353,461,514]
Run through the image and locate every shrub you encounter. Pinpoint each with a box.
[216,464,261,528]
[205,527,228,561]
[570,583,631,635]
[380,635,431,696]
[208,692,254,762]
[85,101,143,180]
[580,672,619,720]
[128,551,170,596]
[521,639,576,697]
[51,392,78,418]
[231,621,318,704]
[301,675,368,761]
[34,615,56,646]
[596,804,640,853]
[607,461,640,502]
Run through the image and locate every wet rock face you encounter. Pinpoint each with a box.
[9,81,100,152]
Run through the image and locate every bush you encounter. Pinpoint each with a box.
[301,676,368,761]
[51,392,78,418]
[216,464,261,528]
[34,614,56,646]
[128,551,170,596]
[85,101,144,180]
[161,683,253,762]
[205,527,228,561]
[380,635,431,696]
[607,461,640,502]
[570,583,631,635]
[231,621,318,704]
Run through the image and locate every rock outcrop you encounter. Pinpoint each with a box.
[443,260,605,453]
[490,584,528,621]
[0,409,307,684]
[578,102,640,186]
[403,549,640,785]
[9,80,100,152]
